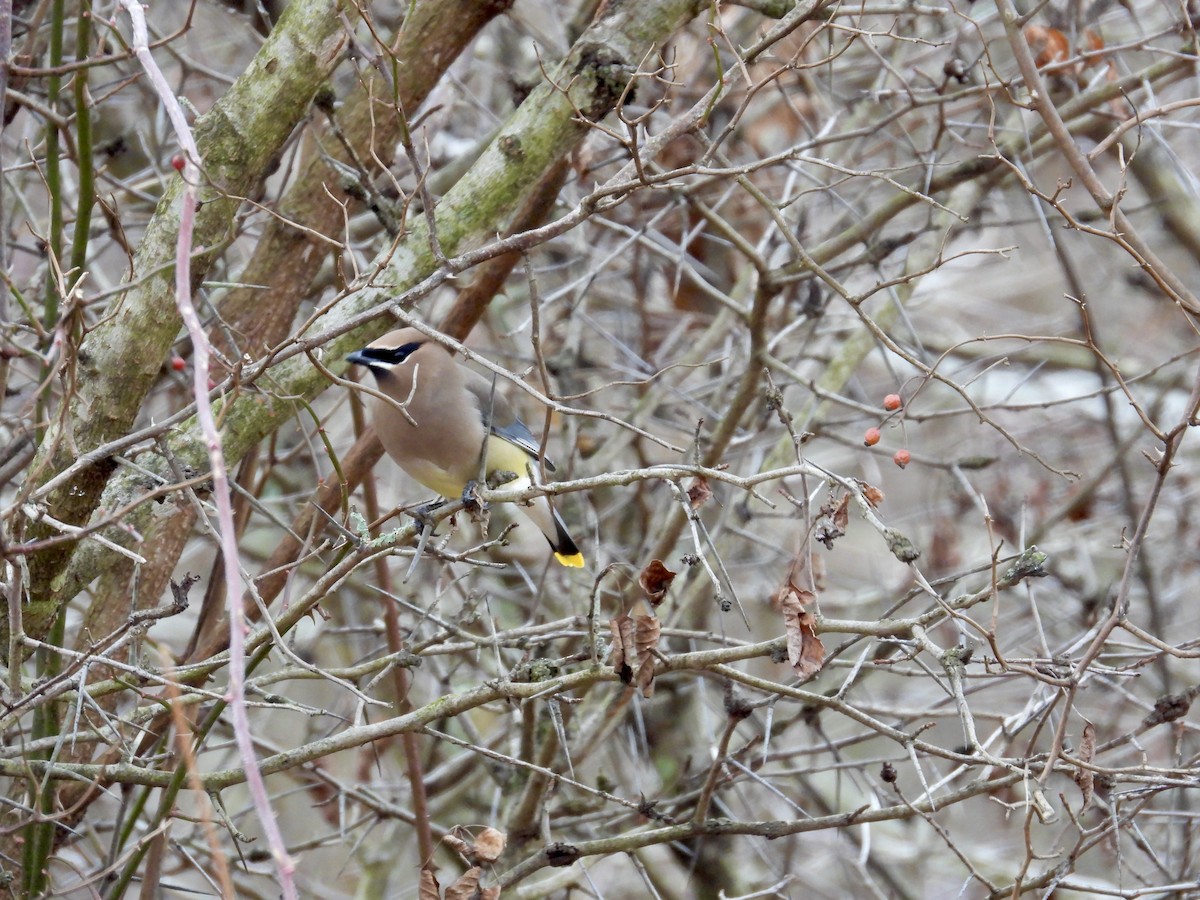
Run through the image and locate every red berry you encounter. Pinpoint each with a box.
[893,449,911,469]
[170,356,186,371]
[171,154,185,172]
[883,393,903,411]
[863,427,881,447]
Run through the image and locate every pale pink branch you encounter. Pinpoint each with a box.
[116,1,296,896]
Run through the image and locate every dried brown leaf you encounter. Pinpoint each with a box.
[610,613,635,684]
[444,833,472,860]
[779,588,825,677]
[832,492,850,532]
[815,490,847,549]
[473,827,506,864]
[771,549,810,608]
[1074,721,1096,810]
[1024,24,1070,67]
[687,476,713,509]
[446,826,507,866]
[419,866,441,900]
[862,484,885,508]
[445,867,482,900]
[792,586,815,608]
[638,559,677,607]
[634,614,661,698]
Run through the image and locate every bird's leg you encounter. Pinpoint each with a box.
[462,479,500,532]
[470,471,516,512]
[461,479,485,511]
[402,499,447,583]
[409,498,447,532]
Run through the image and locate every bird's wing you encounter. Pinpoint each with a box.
[464,371,557,472]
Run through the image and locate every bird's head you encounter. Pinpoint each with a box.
[346,328,428,377]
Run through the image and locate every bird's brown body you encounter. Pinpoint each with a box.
[347,328,584,567]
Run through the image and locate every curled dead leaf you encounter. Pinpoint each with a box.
[473,826,506,864]
[771,548,810,608]
[609,612,659,697]
[634,614,661,698]
[443,833,472,860]
[1024,24,1070,68]
[1023,23,1112,88]
[610,613,635,684]
[832,492,850,532]
[862,483,884,508]
[638,559,677,607]
[447,825,507,866]
[687,475,713,509]
[419,866,441,900]
[779,587,825,677]
[815,489,848,549]
[444,867,483,900]
[1073,721,1096,810]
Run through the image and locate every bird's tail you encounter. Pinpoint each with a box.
[549,505,584,568]
[518,489,584,567]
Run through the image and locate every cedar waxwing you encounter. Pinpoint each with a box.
[346,328,585,568]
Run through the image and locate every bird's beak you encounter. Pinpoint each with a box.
[345,349,372,367]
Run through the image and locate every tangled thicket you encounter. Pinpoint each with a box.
[2,0,1200,897]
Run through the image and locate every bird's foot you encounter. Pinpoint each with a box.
[461,480,486,512]
[461,480,493,530]
[403,501,446,584]
[408,499,446,534]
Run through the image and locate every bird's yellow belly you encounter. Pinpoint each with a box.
[402,458,471,498]
[482,435,534,486]
[396,435,532,498]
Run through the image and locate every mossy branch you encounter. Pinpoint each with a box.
[18,0,351,641]
[35,0,705,629]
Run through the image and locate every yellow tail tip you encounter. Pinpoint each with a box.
[555,552,585,568]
